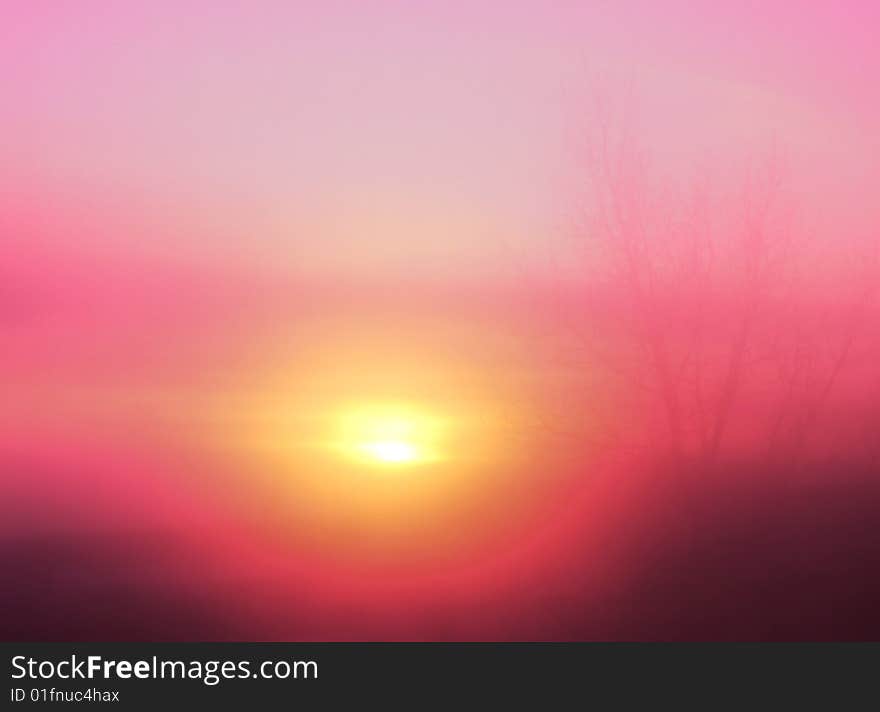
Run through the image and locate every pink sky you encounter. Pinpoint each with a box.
[2,1,879,640]
[2,1,877,282]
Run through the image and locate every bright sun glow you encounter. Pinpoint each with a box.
[336,405,443,466]
[360,439,420,463]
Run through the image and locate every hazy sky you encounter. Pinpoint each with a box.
[2,0,880,641]
[3,1,878,282]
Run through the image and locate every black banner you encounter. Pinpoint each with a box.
[2,643,877,708]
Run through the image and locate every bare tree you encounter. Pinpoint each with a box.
[574,102,879,473]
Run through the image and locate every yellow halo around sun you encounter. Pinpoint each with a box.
[359,439,420,463]
[336,405,443,466]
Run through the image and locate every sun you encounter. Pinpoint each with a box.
[336,405,443,466]
[360,439,420,464]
